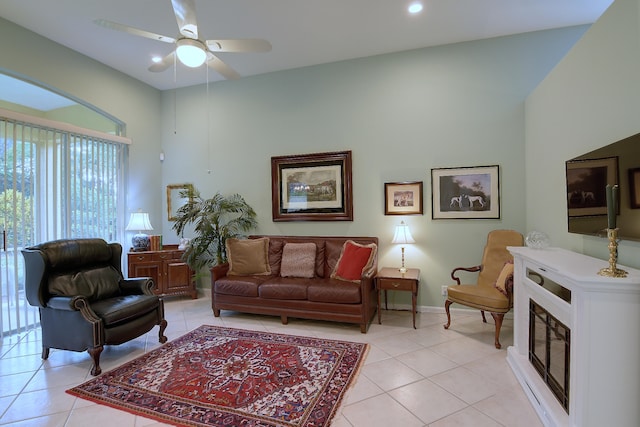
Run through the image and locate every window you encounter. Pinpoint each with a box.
[0,108,130,337]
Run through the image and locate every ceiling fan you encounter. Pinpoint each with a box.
[94,0,271,79]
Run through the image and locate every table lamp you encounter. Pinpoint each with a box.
[126,211,153,251]
[391,221,415,273]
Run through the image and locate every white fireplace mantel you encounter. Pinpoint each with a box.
[507,246,640,427]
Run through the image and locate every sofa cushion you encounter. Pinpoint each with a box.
[214,276,266,297]
[261,237,325,278]
[48,266,122,302]
[266,239,285,276]
[259,279,309,300]
[226,237,271,276]
[331,240,377,283]
[308,280,361,304]
[280,243,317,278]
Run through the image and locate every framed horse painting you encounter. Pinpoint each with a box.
[431,165,500,219]
[565,156,618,218]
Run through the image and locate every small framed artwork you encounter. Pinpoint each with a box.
[628,168,640,209]
[166,183,194,221]
[271,150,353,221]
[566,156,618,217]
[384,181,423,215]
[431,165,500,219]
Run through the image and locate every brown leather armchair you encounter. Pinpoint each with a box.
[22,238,168,375]
[443,229,523,349]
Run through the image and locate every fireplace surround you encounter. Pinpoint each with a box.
[507,247,640,427]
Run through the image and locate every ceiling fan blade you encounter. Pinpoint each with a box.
[206,54,240,80]
[206,39,272,53]
[148,51,176,72]
[94,19,175,43]
[171,0,199,39]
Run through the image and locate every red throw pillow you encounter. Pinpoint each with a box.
[331,240,377,282]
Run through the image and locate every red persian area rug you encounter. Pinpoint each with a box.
[67,325,368,427]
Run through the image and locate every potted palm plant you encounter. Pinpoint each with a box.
[171,187,258,272]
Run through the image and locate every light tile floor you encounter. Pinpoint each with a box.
[0,294,543,427]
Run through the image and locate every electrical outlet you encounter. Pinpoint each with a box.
[441,286,448,296]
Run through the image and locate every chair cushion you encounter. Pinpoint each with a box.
[226,237,271,276]
[48,266,122,302]
[280,243,317,278]
[331,240,377,282]
[447,284,510,312]
[91,294,159,327]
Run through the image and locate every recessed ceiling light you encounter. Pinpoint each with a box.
[151,56,163,63]
[408,2,423,14]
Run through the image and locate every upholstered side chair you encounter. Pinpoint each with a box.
[22,238,168,375]
[443,229,524,349]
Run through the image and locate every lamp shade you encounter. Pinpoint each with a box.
[391,221,415,245]
[125,212,153,232]
[176,38,207,68]
[126,212,153,252]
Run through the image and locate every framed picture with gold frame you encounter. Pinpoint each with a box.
[167,183,193,221]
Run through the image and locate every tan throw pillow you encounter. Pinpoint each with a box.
[280,243,317,278]
[226,237,271,276]
[331,240,377,283]
[494,261,514,296]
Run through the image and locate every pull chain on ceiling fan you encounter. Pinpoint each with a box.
[94,0,271,79]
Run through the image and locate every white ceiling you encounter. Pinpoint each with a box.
[2,0,613,94]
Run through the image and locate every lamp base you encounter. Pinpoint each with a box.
[398,267,407,274]
[131,233,150,252]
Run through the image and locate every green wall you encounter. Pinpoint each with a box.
[159,27,588,305]
[526,0,640,268]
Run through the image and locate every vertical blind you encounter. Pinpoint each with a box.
[0,108,130,338]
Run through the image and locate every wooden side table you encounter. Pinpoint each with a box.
[376,267,420,329]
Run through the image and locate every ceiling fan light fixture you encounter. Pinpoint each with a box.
[176,38,207,68]
[408,2,424,14]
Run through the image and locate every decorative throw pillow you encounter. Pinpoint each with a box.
[494,261,514,296]
[331,240,377,283]
[280,243,317,278]
[226,237,271,276]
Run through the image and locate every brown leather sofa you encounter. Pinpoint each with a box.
[210,235,378,333]
[22,238,168,375]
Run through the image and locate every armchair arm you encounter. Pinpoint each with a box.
[120,277,155,296]
[450,265,481,285]
[71,296,102,323]
[46,296,78,311]
[46,295,102,324]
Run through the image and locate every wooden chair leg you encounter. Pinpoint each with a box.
[88,345,104,376]
[158,319,168,344]
[443,299,453,329]
[490,312,505,349]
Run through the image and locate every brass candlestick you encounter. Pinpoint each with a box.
[598,228,628,278]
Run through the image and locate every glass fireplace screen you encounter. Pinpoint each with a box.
[529,299,570,413]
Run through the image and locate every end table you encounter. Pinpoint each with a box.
[376,267,421,329]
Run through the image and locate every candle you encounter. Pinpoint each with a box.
[606,184,614,229]
[612,184,619,229]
